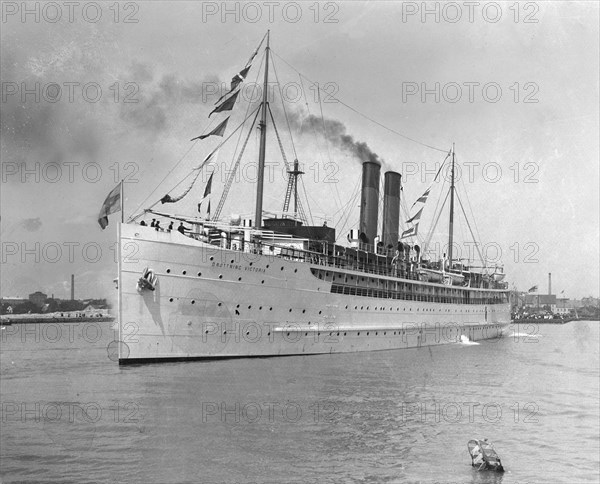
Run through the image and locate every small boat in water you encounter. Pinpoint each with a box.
[468,439,505,472]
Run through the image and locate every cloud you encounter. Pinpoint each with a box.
[21,218,42,232]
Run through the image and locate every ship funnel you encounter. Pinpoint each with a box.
[359,160,380,247]
[382,171,401,251]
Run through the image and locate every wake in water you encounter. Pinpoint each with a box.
[458,335,480,345]
[509,332,542,339]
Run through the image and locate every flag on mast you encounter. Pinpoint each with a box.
[215,66,252,105]
[528,285,538,293]
[161,148,220,204]
[401,224,419,239]
[203,173,213,198]
[412,187,431,208]
[197,173,213,212]
[406,207,423,225]
[209,91,239,117]
[191,117,230,141]
[98,181,122,229]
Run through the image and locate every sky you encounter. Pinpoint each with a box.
[1,1,599,301]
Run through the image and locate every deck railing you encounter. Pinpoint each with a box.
[140,221,507,291]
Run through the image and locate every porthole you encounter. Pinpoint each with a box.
[261,280,265,284]
[166,269,171,274]
[249,262,253,266]
[375,332,378,335]
[218,303,222,307]
[205,330,209,334]
[219,275,223,279]
[281,266,284,271]
[358,332,360,336]
[302,309,306,313]
[197,272,202,277]
[367,332,370,336]
[345,305,348,309]
[182,270,187,275]
[269,307,273,311]
[169,298,173,302]
[266,264,270,268]
[267,332,271,336]
[210,256,214,261]
[289,309,292,312]
[259,306,262,310]
[223,330,227,335]
[238,277,242,281]
[318,310,322,314]
[230,259,235,264]
[191,300,195,304]
[344,332,347,336]
[294,269,298,273]
[248,305,252,309]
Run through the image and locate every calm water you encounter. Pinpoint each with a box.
[1,321,598,484]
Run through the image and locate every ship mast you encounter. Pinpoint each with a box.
[447,143,455,270]
[254,30,270,228]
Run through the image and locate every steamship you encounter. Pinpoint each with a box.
[113,33,510,364]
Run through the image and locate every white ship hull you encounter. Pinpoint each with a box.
[117,224,510,364]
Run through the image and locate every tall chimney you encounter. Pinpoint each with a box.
[359,161,380,247]
[548,272,552,295]
[71,274,75,300]
[382,171,401,250]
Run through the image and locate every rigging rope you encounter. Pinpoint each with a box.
[213,107,261,220]
[335,177,362,243]
[271,50,449,154]
[422,188,449,256]
[132,104,262,220]
[455,191,488,273]
[267,104,307,223]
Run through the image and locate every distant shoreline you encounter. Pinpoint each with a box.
[1,315,114,325]
[512,317,599,324]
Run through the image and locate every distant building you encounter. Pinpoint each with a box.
[555,307,573,315]
[581,297,599,307]
[524,294,556,308]
[1,297,27,306]
[28,291,48,307]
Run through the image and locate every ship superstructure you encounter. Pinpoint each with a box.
[113,32,510,364]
